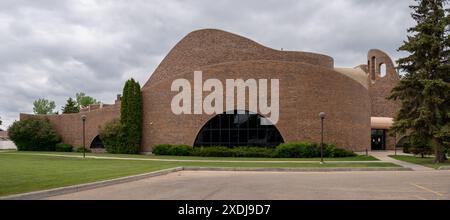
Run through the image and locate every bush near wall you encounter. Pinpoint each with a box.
[99,119,139,154]
[153,144,192,156]
[75,147,91,153]
[190,146,276,158]
[8,117,61,151]
[152,142,356,158]
[275,142,356,158]
[55,143,73,152]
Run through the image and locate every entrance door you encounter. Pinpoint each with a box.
[371,129,386,150]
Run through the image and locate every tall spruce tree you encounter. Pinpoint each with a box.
[389,0,449,163]
[120,78,142,153]
[62,97,79,114]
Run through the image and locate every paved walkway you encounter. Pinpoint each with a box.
[370,151,435,171]
[3,152,387,164]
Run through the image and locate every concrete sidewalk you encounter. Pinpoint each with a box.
[4,152,387,164]
[370,151,435,171]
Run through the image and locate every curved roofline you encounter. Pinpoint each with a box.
[143,29,335,89]
[189,28,334,60]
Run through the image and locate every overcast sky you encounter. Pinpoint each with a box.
[0,0,416,129]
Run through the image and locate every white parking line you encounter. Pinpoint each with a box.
[410,183,444,197]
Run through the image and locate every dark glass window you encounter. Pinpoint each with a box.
[194,110,284,147]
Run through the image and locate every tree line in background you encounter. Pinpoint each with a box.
[32,92,100,115]
[389,0,449,163]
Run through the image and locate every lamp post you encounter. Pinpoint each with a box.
[319,112,326,164]
[81,115,87,159]
[394,132,397,156]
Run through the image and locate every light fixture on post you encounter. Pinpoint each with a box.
[81,115,87,159]
[319,112,326,164]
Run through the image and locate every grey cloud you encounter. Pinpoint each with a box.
[0,0,417,129]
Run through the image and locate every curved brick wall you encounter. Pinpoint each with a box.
[142,60,371,152]
[143,29,334,89]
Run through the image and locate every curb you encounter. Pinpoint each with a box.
[0,166,412,200]
[0,167,183,200]
[438,166,450,170]
[182,167,413,172]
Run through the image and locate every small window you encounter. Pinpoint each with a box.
[379,63,387,77]
[370,56,377,80]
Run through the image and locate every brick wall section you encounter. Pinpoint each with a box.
[367,49,402,150]
[142,60,371,152]
[367,49,401,118]
[20,103,120,149]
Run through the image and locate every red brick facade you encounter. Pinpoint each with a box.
[20,29,401,152]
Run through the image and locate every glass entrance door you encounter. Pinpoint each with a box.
[371,129,386,150]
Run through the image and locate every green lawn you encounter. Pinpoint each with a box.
[0,153,396,197]
[6,151,379,161]
[390,155,450,169]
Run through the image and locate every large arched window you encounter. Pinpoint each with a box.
[194,110,284,147]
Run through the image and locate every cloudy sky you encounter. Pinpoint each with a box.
[0,0,416,129]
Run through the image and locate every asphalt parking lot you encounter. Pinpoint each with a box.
[47,170,450,200]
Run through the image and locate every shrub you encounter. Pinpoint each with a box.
[153,144,192,156]
[275,142,355,158]
[190,146,234,157]
[55,143,73,152]
[153,144,172,155]
[409,135,433,158]
[189,146,275,158]
[231,147,276,158]
[322,143,356,157]
[99,119,140,154]
[332,147,357,157]
[403,142,412,153]
[8,117,61,151]
[168,145,192,156]
[75,147,91,153]
[275,142,319,158]
[410,145,433,158]
[152,142,356,158]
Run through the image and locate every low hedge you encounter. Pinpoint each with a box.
[152,142,356,158]
[275,142,356,158]
[190,146,276,158]
[55,143,73,152]
[75,147,92,153]
[153,144,192,156]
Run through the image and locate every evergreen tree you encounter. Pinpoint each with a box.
[120,78,142,153]
[389,0,449,163]
[62,97,80,114]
